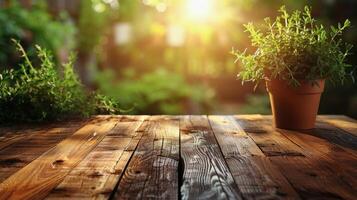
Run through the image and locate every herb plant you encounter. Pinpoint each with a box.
[232,6,354,86]
[0,40,120,123]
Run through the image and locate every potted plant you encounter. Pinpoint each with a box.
[232,6,354,130]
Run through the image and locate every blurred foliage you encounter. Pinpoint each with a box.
[96,68,215,114]
[77,0,137,54]
[0,0,355,117]
[77,0,114,53]
[239,94,271,114]
[0,0,75,68]
[55,0,357,118]
[0,41,120,123]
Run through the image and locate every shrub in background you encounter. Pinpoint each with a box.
[96,68,215,114]
[0,0,75,68]
[239,94,271,114]
[0,41,120,123]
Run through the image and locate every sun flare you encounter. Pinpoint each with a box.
[185,0,213,22]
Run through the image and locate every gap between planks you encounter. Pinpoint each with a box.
[180,115,242,200]
[112,116,180,200]
[208,115,299,199]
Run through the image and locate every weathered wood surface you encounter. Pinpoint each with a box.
[208,116,299,199]
[113,116,180,199]
[180,115,241,200]
[0,120,87,183]
[46,116,147,199]
[235,115,357,200]
[0,115,356,200]
[0,116,119,200]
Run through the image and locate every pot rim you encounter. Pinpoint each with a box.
[266,78,325,94]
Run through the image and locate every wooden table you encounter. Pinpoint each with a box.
[0,115,356,200]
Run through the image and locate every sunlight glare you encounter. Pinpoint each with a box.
[186,0,213,22]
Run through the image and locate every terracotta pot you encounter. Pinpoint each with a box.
[266,79,325,130]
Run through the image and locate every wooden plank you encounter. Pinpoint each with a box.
[0,116,119,200]
[311,120,357,151]
[208,115,299,199]
[0,127,42,151]
[235,115,357,199]
[318,115,357,137]
[113,116,180,199]
[277,128,357,187]
[0,121,81,152]
[0,120,86,183]
[180,115,241,200]
[276,118,357,192]
[46,115,147,199]
[235,115,304,157]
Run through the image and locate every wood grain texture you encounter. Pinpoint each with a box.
[235,115,357,200]
[318,115,357,137]
[180,115,241,200]
[235,115,304,157]
[0,120,87,152]
[277,128,357,192]
[46,116,147,199]
[0,120,86,183]
[311,125,357,151]
[208,115,299,199]
[114,116,180,200]
[0,127,43,151]
[276,118,357,198]
[0,115,356,200]
[0,116,119,200]
[46,116,146,199]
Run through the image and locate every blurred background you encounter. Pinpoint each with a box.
[0,0,356,118]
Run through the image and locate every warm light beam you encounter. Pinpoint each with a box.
[186,0,213,22]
